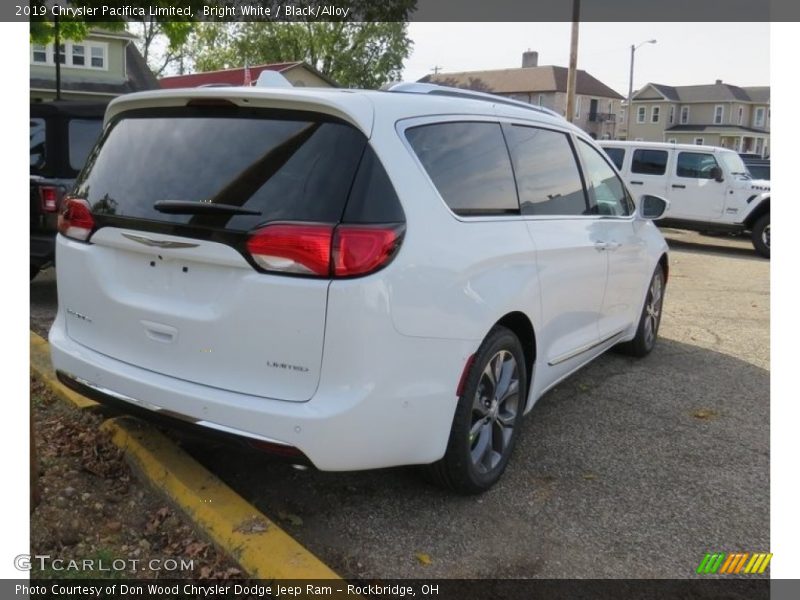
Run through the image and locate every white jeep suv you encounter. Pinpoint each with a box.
[50,82,669,493]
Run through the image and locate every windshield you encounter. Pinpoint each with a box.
[717,152,750,178]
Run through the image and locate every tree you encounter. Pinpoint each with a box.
[130,20,196,76]
[188,20,413,89]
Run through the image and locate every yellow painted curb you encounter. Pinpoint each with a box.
[30,331,97,409]
[103,417,341,580]
[31,331,341,580]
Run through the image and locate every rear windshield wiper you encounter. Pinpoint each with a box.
[153,200,262,216]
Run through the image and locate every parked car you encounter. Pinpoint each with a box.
[30,101,106,279]
[50,83,669,493]
[740,154,770,180]
[601,141,770,257]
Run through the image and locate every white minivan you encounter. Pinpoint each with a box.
[51,82,670,493]
[600,141,770,257]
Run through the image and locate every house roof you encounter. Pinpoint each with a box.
[420,66,624,100]
[636,82,769,104]
[159,62,338,89]
[30,44,158,97]
[665,124,769,134]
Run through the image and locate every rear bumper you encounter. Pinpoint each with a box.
[49,303,474,471]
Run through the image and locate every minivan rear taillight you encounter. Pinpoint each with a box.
[39,185,62,213]
[58,198,95,242]
[246,223,404,278]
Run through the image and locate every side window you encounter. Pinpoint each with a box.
[405,122,518,216]
[505,125,588,216]
[676,152,719,179]
[602,147,625,171]
[631,149,668,175]
[68,119,104,171]
[30,118,46,171]
[576,139,632,217]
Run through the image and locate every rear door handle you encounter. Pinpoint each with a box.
[671,184,686,189]
[630,181,644,185]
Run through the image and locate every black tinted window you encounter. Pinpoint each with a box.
[631,149,668,175]
[30,118,46,171]
[577,139,632,217]
[505,125,588,216]
[603,147,625,170]
[342,145,404,223]
[76,109,367,231]
[68,119,103,171]
[405,122,518,216]
[676,152,719,178]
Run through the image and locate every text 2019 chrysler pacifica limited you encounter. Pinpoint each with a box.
[50,82,669,493]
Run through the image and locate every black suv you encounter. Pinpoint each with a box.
[30,101,105,279]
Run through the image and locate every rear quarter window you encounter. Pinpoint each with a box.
[405,121,519,216]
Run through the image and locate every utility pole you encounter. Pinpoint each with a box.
[625,39,657,140]
[565,0,580,123]
[431,65,442,75]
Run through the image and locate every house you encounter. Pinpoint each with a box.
[159,62,338,89]
[419,51,625,139]
[30,29,158,102]
[625,80,770,157]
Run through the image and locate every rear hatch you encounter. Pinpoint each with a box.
[57,100,394,402]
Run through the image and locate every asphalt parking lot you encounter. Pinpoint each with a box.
[30,229,769,579]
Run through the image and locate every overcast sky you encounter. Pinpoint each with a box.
[402,22,770,93]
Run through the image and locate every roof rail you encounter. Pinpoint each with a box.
[385,82,562,119]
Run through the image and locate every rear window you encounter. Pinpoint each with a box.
[631,149,668,175]
[75,108,369,231]
[405,121,519,216]
[30,118,46,171]
[68,119,103,171]
[602,147,625,171]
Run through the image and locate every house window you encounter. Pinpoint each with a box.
[669,106,675,124]
[30,41,108,70]
[91,46,105,68]
[575,96,581,119]
[651,106,660,123]
[537,94,543,106]
[667,138,677,144]
[72,44,85,67]
[714,105,724,124]
[738,106,744,125]
[754,107,765,127]
[680,106,690,124]
[694,137,704,145]
[636,106,647,123]
[32,45,47,63]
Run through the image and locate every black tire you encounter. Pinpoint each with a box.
[751,213,770,258]
[617,264,665,358]
[425,326,527,494]
[30,264,40,281]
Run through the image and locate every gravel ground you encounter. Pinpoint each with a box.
[31,229,769,579]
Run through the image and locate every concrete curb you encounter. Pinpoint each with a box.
[30,331,341,580]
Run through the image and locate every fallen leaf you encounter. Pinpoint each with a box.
[234,516,269,534]
[415,553,432,566]
[692,409,718,420]
[582,473,597,480]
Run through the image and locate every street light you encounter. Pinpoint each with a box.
[625,39,657,139]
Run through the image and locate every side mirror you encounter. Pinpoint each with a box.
[638,194,669,220]
[710,166,724,182]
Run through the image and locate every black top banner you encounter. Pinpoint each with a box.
[7,0,797,23]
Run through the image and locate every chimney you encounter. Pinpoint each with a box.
[522,50,539,68]
[715,79,723,84]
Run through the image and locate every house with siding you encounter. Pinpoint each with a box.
[420,51,624,139]
[624,80,770,157]
[30,29,158,102]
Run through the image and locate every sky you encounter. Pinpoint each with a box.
[402,22,770,93]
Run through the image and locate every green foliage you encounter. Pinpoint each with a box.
[190,21,412,89]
